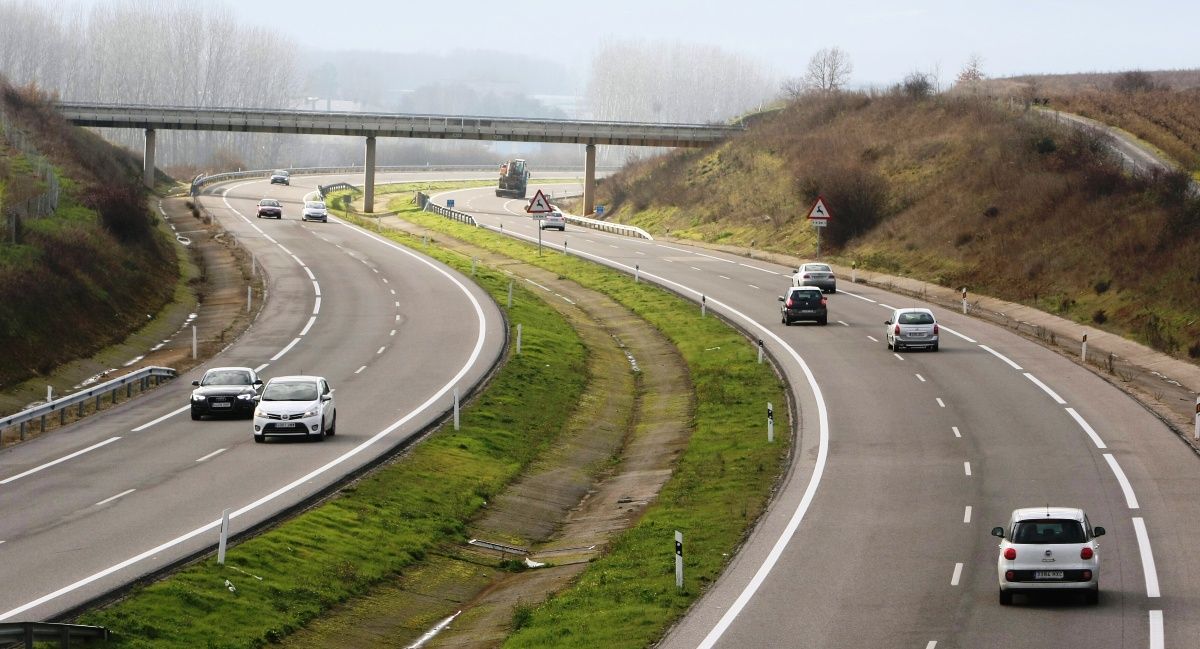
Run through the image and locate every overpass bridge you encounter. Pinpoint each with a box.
[56,103,744,214]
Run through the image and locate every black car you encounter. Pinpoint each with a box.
[269,170,290,185]
[779,286,828,325]
[190,367,263,419]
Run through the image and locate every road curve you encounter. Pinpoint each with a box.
[0,173,506,621]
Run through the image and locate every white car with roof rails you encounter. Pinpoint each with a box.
[991,506,1105,605]
[885,307,939,352]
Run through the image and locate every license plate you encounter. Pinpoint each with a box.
[275,422,296,428]
[1034,571,1064,580]
[910,332,926,337]
[212,402,231,408]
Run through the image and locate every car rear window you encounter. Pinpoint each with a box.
[805,264,832,272]
[788,290,823,304]
[1012,519,1086,544]
[899,312,934,325]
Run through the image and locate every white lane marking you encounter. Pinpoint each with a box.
[926,643,938,649]
[525,279,552,292]
[264,235,277,244]
[95,489,136,507]
[610,244,619,249]
[1132,518,1161,597]
[355,366,367,374]
[1024,373,1066,404]
[1104,454,1140,509]
[964,506,972,523]
[718,275,732,280]
[0,213,494,623]
[838,321,849,327]
[390,289,396,295]
[737,263,781,275]
[382,277,388,283]
[952,426,962,438]
[662,259,674,263]
[655,244,735,263]
[395,314,400,322]
[689,266,702,271]
[936,398,946,408]
[1065,407,1107,449]
[377,346,386,355]
[278,245,293,256]
[0,437,123,484]
[291,255,303,266]
[837,289,877,303]
[880,303,895,310]
[312,280,322,297]
[867,335,879,342]
[915,374,926,382]
[313,297,322,314]
[196,448,227,463]
[303,266,315,280]
[978,345,1023,370]
[964,461,972,476]
[299,316,317,336]
[939,325,976,343]
[893,353,904,361]
[635,251,646,256]
[950,562,963,586]
[254,363,269,373]
[748,284,760,290]
[1149,611,1163,649]
[390,329,396,336]
[131,405,190,432]
[270,337,302,361]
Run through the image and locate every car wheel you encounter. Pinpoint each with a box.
[999,589,1013,606]
[1085,587,1099,605]
[819,317,828,325]
[327,413,336,436]
[886,339,893,350]
[254,434,264,444]
[932,342,940,352]
[190,409,201,421]
[256,213,261,219]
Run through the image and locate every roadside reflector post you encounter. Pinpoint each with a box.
[453,387,460,431]
[192,325,197,359]
[217,508,231,565]
[247,286,252,313]
[251,253,256,277]
[757,339,764,364]
[701,295,707,318]
[675,531,684,590]
[516,324,522,355]
[47,385,52,402]
[961,287,968,315]
[852,261,857,284]
[563,237,568,255]
[767,402,775,443]
[1082,332,1088,361]
[471,257,477,276]
[1194,396,1199,441]
[507,281,513,308]
[635,264,640,283]
[18,421,25,441]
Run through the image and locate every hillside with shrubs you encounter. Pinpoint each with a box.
[0,80,177,389]
[593,90,1200,361]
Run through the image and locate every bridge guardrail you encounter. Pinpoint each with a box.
[0,367,176,442]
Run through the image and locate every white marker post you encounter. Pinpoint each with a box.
[767,402,774,443]
[1082,332,1088,361]
[217,508,231,565]
[961,287,968,315]
[563,237,568,255]
[516,324,522,355]
[47,385,53,402]
[635,264,640,283]
[247,286,252,313]
[757,339,764,364]
[675,531,684,590]
[192,325,197,359]
[453,387,460,431]
[1194,396,1199,441]
[701,295,707,318]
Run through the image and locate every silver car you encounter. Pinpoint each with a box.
[992,507,1104,605]
[540,209,567,231]
[301,200,328,222]
[253,376,336,442]
[792,263,836,293]
[885,307,939,351]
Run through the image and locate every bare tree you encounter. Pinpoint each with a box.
[1113,70,1156,94]
[803,47,853,93]
[956,53,986,86]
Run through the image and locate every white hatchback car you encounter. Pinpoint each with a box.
[885,307,939,352]
[253,376,336,443]
[991,507,1105,605]
[301,200,329,222]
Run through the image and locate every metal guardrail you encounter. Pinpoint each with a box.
[423,200,478,227]
[317,182,359,198]
[0,622,109,648]
[561,211,654,240]
[0,366,176,441]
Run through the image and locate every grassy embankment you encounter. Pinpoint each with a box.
[81,184,789,648]
[593,92,1200,361]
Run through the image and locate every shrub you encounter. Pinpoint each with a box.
[1112,70,1156,94]
[1093,279,1111,294]
[900,72,934,100]
[85,183,155,244]
[1092,309,1108,324]
[805,165,889,248]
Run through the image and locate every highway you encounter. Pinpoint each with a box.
[0,172,507,620]
[434,184,1200,649]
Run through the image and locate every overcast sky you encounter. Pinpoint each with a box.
[65,0,1199,87]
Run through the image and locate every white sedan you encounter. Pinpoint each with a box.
[991,507,1105,605]
[253,376,336,443]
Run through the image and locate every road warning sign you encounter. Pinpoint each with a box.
[807,196,831,221]
[526,189,553,214]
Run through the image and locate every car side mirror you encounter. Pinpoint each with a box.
[778,296,785,302]
[321,394,332,402]
[254,379,263,386]
[884,320,892,325]
[990,526,1005,538]
[1093,526,1105,538]
[191,380,200,386]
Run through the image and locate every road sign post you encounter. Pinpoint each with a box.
[446,198,455,209]
[526,189,553,256]
[596,205,605,217]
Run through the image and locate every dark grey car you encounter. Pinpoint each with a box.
[779,286,828,325]
[190,367,262,419]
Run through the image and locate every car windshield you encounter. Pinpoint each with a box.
[899,312,935,325]
[305,202,326,210]
[1012,519,1086,544]
[202,370,252,386]
[262,382,318,401]
[804,264,831,272]
[274,170,288,176]
[260,199,279,206]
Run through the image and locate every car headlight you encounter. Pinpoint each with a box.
[301,407,319,418]
[253,408,263,418]
[192,393,206,402]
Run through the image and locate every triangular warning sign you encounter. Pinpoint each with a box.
[526,189,553,214]
[807,197,831,220]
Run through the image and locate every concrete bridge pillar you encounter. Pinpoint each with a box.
[143,128,156,188]
[584,143,596,216]
[364,136,377,213]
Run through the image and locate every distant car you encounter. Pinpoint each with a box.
[885,307,939,351]
[792,263,836,293]
[301,201,328,222]
[540,209,567,231]
[269,170,290,185]
[190,367,262,420]
[256,198,283,219]
[253,376,336,443]
[779,286,828,325]
[992,507,1105,605]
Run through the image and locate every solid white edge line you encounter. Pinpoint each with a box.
[312,280,322,297]
[964,506,972,523]
[978,345,1023,370]
[303,266,316,280]
[655,243,736,263]
[0,213,493,623]
[1065,407,1107,449]
[938,325,976,343]
[1132,517,1161,597]
[278,245,293,256]
[299,316,317,337]
[95,489,136,507]
[1023,372,1066,404]
[131,405,190,432]
[1149,610,1163,649]
[1103,454,1140,509]
[314,297,322,314]
[270,337,302,361]
[951,562,963,586]
[879,303,895,310]
[737,262,781,275]
[836,289,877,303]
[195,448,227,463]
[0,437,123,484]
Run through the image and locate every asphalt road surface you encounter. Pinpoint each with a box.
[437,183,1199,649]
